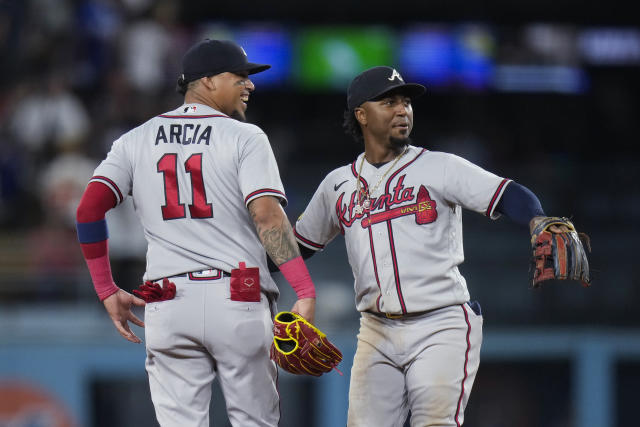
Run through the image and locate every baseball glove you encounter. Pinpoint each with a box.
[530,216,591,288]
[270,311,342,376]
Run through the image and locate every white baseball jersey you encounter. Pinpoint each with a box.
[295,145,510,314]
[91,103,286,295]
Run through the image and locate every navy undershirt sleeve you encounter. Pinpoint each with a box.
[495,182,545,227]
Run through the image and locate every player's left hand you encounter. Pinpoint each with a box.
[529,216,571,234]
[290,297,315,325]
[103,289,146,343]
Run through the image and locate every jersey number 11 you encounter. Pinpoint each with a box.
[157,153,213,220]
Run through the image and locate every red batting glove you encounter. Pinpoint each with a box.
[133,278,176,302]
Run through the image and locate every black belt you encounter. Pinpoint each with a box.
[365,309,434,320]
[366,301,482,319]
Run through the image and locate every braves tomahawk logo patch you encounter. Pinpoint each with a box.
[361,185,437,228]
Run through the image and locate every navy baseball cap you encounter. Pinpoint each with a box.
[180,39,271,84]
[347,66,426,111]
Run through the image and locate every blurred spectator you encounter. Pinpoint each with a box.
[20,144,148,298]
[24,150,96,299]
[0,131,28,227]
[0,1,27,82]
[118,0,179,94]
[75,0,124,88]
[38,152,96,228]
[29,0,74,36]
[9,71,90,158]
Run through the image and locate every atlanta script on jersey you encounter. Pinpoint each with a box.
[295,145,510,315]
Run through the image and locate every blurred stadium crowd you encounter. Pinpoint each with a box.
[0,0,188,301]
[1,0,638,328]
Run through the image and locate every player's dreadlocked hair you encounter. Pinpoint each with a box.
[343,110,363,143]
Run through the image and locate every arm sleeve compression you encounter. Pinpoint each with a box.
[495,181,545,227]
[76,182,119,300]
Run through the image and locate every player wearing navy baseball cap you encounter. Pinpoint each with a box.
[176,39,271,122]
[293,64,589,426]
[346,65,425,111]
[76,38,318,426]
[343,66,425,146]
[178,39,270,86]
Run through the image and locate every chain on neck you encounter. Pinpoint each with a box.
[355,146,409,214]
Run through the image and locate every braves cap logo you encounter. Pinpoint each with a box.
[240,46,247,57]
[388,69,404,82]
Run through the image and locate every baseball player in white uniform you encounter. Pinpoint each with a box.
[294,66,553,426]
[75,39,316,427]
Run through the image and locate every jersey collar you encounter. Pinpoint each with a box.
[174,103,229,117]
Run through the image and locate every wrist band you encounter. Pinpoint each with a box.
[86,254,119,300]
[76,219,109,244]
[279,256,316,299]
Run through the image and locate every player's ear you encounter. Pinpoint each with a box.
[200,76,216,91]
[354,108,367,127]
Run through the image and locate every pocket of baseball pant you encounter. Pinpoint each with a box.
[230,262,261,302]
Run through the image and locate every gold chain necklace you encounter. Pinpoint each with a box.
[354,146,409,215]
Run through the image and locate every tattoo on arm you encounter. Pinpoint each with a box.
[249,202,301,265]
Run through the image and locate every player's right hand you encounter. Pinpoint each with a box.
[290,297,316,325]
[102,289,146,343]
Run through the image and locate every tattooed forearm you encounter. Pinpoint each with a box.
[248,198,301,265]
[258,218,300,265]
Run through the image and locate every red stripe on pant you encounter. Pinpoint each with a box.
[455,304,472,427]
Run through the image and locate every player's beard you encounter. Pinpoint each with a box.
[389,135,411,152]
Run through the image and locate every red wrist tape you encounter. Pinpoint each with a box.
[279,256,316,299]
[86,254,119,301]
